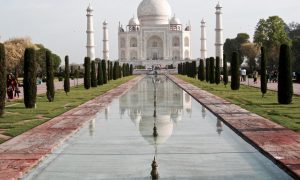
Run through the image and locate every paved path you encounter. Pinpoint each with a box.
[0,76,144,179]
[240,78,300,95]
[167,75,300,179]
[10,79,84,100]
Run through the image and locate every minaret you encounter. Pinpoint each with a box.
[86,4,96,60]
[200,19,207,60]
[103,20,109,60]
[215,2,223,66]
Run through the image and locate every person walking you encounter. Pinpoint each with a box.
[7,74,15,101]
[14,77,20,98]
[253,70,258,84]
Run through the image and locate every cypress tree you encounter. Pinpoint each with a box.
[91,60,97,87]
[97,61,103,85]
[209,57,215,84]
[46,50,55,102]
[84,57,91,89]
[102,60,107,84]
[0,43,6,116]
[261,47,267,97]
[199,59,205,81]
[215,57,220,85]
[110,61,113,79]
[23,48,37,108]
[223,54,228,87]
[278,44,293,104]
[122,64,126,77]
[178,63,181,74]
[126,64,130,76]
[64,56,70,95]
[113,61,117,80]
[206,58,210,83]
[130,64,133,75]
[107,60,111,81]
[192,61,197,78]
[231,52,240,90]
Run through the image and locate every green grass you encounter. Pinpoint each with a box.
[0,76,136,139]
[177,75,300,132]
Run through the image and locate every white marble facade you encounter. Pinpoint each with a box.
[118,0,191,67]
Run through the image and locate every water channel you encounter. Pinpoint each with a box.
[24,76,292,179]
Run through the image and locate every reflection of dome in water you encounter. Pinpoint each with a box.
[170,108,182,123]
[139,115,173,145]
[129,109,142,125]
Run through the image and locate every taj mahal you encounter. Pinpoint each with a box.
[86,0,224,68]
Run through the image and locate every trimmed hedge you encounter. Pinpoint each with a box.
[23,48,37,108]
[209,57,215,84]
[97,61,103,85]
[223,54,228,86]
[64,56,70,94]
[102,60,107,84]
[278,44,293,104]
[91,60,97,87]
[0,43,6,116]
[206,58,210,83]
[84,57,91,89]
[215,57,220,85]
[46,50,55,102]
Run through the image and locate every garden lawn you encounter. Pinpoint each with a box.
[177,75,300,132]
[0,76,136,143]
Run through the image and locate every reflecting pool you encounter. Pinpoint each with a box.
[24,76,292,180]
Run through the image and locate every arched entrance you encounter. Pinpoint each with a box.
[146,36,163,60]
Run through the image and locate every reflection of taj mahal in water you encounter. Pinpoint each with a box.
[119,76,192,144]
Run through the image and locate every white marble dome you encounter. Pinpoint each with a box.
[129,17,140,26]
[137,0,172,25]
[170,15,181,25]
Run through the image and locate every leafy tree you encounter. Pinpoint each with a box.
[23,48,37,108]
[223,33,250,64]
[0,43,6,116]
[102,60,107,84]
[286,22,300,39]
[231,52,240,90]
[84,57,91,89]
[254,16,291,70]
[205,58,210,82]
[64,56,70,94]
[223,54,228,87]
[209,57,215,84]
[261,47,267,97]
[240,43,260,73]
[46,50,55,102]
[278,44,293,104]
[97,61,103,85]
[198,59,205,81]
[91,60,97,87]
[215,57,220,85]
[291,37,300,72]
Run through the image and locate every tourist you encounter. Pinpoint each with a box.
[7,74,15,101]
[253,70,258,84]
[14,77,20,98]
[241,69,247,82]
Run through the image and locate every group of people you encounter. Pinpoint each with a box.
[6,73,20,101]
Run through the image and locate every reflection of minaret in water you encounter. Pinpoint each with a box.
[151,156,159,179]
[105,107,109,120]
[202,106,206,119]
[216,118,223,135]
[153,77,158,137]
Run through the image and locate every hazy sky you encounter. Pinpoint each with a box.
[0,0,300,64]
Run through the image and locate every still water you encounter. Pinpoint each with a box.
[24,76,292,180]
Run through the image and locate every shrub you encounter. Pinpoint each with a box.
[64,56,70,94]
[23,48,37,108]
[278,44,293,104]
[46,50,55,101]
[215,57,220,85]
[223,54,228,87]
[209,57,215,84]
[206,58,210,83]
[91,60,97,87]
[102,60,107,84]
[231,52,240,90]
[84,57,91,89]
[260,47,267,97]
[0,43,6,116]
[97,61,103,85]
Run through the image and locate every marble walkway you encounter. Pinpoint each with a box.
[0,76,144,179]
[167,75,300,179]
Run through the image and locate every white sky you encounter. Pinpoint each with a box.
[0,0,300,64]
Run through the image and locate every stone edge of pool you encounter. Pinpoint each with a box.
[0,75,145,180]
[167,75,300,179]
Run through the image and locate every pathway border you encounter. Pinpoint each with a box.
[167,75,300,179]
[0,75,144,180]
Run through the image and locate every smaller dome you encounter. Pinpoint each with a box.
[129,17,140,26]
[170,15,181,25]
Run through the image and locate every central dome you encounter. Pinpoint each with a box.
[137,0,172,25]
